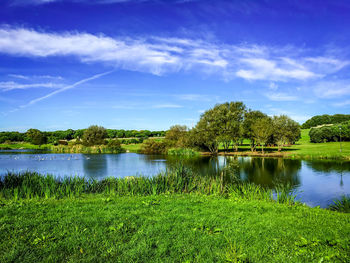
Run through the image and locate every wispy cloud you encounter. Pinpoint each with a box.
[0,26,348,82]
[175,94,212,101]
[0,81,62,91]
[312,80,350,98]
[333,100,350,107]
[8,74,63,80]
[8,70,113,113]
[265,92,298,101]
[152,104,183,109]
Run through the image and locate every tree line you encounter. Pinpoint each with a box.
[142,101,301,154]
[309,121,350,143]
[301,114,350,129]
[0,128,165,145]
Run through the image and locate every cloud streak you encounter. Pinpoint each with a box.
[8,70,113,113]
[0,81,62,91]
[0,26,348,82]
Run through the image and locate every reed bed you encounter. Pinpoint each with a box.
[0,165,298,205]
[50,144,125,154]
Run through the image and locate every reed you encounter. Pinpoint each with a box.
[50,144,125,154]
[328,195,350,213]
[0,165,299,205]
[167,148,200,156]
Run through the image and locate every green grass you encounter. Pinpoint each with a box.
[0,142,51,150]
[121,143,143,153]
[0,194,349,262]
[167,148,200,156]
[217,130,350,160]
[287,129,350,160]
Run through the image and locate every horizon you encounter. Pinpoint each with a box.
[1,0,350,132]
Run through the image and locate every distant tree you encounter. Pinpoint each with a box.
[252,117,273,154]
[140,139,167,154]
[272,115,300,151]
[243,110,268,152]
[82,125,108,146]
[26,129,47,146]
[165,125,189,148]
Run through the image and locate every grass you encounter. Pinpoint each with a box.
[0,166,295,202]
[167,148,200,156]
[217,129,350,160]
[287,129,350,160]
[0,168,349,262]
[121,143,143,153]
[329,195,350,213]
[0,194,349,262]
[0,142,51,150]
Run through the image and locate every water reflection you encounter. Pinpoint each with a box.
[82,154,108,180]
[0,151,350,207]
[304,160,350,174]
[237,157,301,189]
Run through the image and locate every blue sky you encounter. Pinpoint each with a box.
[1,0,350,131]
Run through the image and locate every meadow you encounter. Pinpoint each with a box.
[0,169,349,262]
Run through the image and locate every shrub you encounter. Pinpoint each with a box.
[140,139,167,154]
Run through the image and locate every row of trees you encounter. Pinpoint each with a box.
[142,102,301,154]
[301,114,350,129]
[190,102,300,153]
[309,121,350,143]
[0,128,165,144]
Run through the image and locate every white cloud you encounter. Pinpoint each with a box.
[175,94,212,101]
[333,100,350,107]
[152,104,183,109]
[0,81,62,91]
[0,26,348,82]
[265,92,298,101]
[8,70,113,113]
[313,80,350,98]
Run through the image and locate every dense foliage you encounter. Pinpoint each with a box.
[26,129,47,146]
[302,114,350,129]
[309,121,350,143]
[190,102,300,153]
[0,128,165,144]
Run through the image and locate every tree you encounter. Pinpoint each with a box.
[243,110,268,152]
[26,129,47,146]
[165,125,189,148]
[251,117,273,154]
[82,125,108,146]
[272,115,300,152]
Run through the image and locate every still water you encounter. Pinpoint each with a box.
[0,151,349,207]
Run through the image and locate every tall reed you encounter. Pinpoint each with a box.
[0,164,298,205]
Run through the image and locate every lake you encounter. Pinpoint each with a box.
[0,150,349,207]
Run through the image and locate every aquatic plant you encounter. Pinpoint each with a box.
[329,195,350,213]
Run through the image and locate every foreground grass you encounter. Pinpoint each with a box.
[0,194,349,262]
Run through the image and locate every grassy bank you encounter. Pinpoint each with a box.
[1,171,349,262]
[0,194,349,262]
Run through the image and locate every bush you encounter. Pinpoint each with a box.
[302,114,350,129]
[309,121,350,143]
[140,139,167,154]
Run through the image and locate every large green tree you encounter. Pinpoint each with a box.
[26,129,47,146]
[82,125,108,146]
[165,125,189,148]
[272,115,300,152]
[251,117,273,154]
[243,110,268,152]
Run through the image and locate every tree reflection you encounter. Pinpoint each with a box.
[82,154,108,179]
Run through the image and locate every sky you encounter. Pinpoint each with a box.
[0,0,350,131]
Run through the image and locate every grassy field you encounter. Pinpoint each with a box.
[121,143,142,153]
[287,129,350,159]
[1,194,349,262]
[1,130,350,159]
